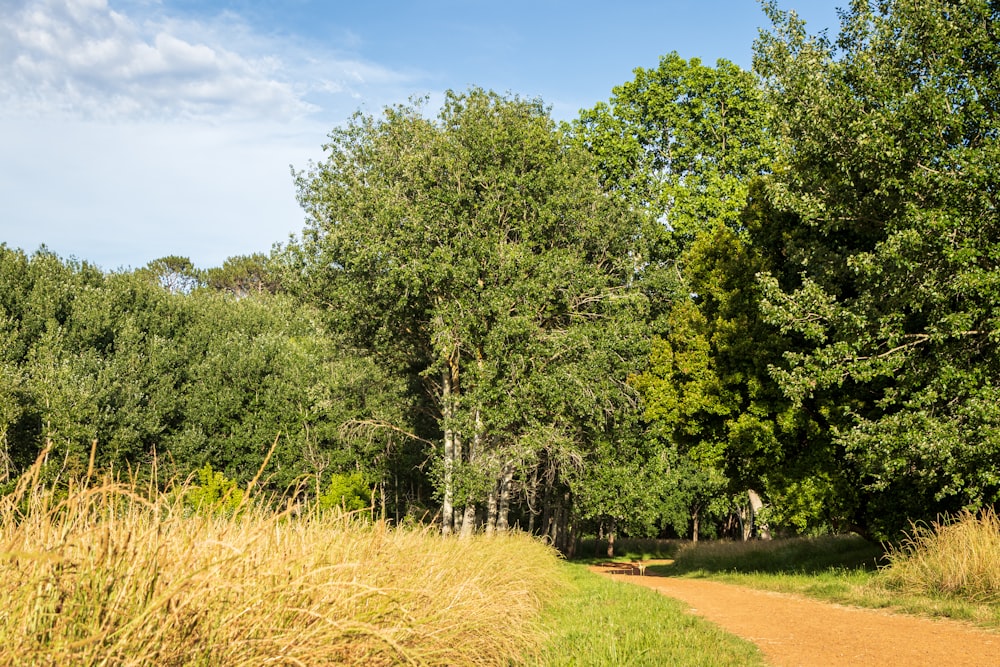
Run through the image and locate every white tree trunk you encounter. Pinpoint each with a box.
[460,503,476,538]
[748,489,771,540]
[441,366,455,536]
[496,462,514,532]
[485,486,498,535]
[459,404,483,539]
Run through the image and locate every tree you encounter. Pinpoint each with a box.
[145,256,202,294]
[575,53,770,264]
[205,253,280,297]
[293,89,646,536]
[577,55,801,538]
[0,245,409,503]
[754,0,1000,537]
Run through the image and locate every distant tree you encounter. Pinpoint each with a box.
[145,255,202,294]
[205,253,280,297]
[0,245,409,501]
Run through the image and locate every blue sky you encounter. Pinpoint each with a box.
[0,0,841,271]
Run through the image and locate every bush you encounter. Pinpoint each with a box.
[318,471,371,513]
[880,509,1000,603]
[184,463,245,516]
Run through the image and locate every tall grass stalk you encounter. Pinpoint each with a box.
[0,462,561,666]
[881,509,1000,604]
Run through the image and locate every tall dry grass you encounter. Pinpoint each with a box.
[880,508,1000,603]
[0,458,562,666]
[670,534,884,574]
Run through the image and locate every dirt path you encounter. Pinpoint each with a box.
[590,563,1000,666]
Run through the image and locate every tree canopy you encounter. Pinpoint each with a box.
[754,0,1000,536]
[292,89,648,538]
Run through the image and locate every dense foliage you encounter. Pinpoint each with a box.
[753,0,1000,537]
[290,89,648,544]
[2,0,998,545]
[0,246,409,501]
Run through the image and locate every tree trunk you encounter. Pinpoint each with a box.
[540,478,553,540]
[748,489,771,540]
[379,481,386,521]
[459,403,483,539]
[441,365,456,536]
[738,499,752,541]
[555,491,571,553]
[496,462,514,532]
[526,467,539,535]
[692,505,700,543]
[569,527,580,560]
[547,501,559,545]
[460,502,476,538]
[452,429,463,535]
[606,518,616,558]
[485,485,498,535]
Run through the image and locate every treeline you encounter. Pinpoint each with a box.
[0,249,413,503]
[3,0,999,547]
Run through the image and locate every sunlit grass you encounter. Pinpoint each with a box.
[666,533,886,575]
[0,460,561,666]
[529,564,767,667]
[881,509,1000,604]
[650,532,1000,630]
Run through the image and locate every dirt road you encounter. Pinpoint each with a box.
[591,564,1000,666]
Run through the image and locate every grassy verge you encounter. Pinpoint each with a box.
[649,532,1000,630]
[666,533,885,574]
[527,564,767,667]
[0,469,561,666]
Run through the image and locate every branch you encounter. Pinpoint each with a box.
[340,419,435,447]
[854,334,930,361]
[854,330,987,362]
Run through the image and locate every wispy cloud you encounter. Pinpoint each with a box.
[0,0,417,122]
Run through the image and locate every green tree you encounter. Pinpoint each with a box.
[575,52,770,278]
[754,0,1000,537]
[292,89,646,537]
[145,255,202,294]
[578,55,796,538]
[205,253,280,297]
[0,245,409,502]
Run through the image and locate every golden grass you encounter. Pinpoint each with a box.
[0,462,562,666]
[881,508,1000,604]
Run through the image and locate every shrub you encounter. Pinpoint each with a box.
[318,471,371,513]
[880,509,1000,603]
[184,463,245,516]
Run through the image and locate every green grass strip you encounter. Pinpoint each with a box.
[526,564,767,667]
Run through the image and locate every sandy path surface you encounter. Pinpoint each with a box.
[590,564,1000,666]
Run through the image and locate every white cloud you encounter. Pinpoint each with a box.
[0,0,417,122]
[0,0,435,270]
